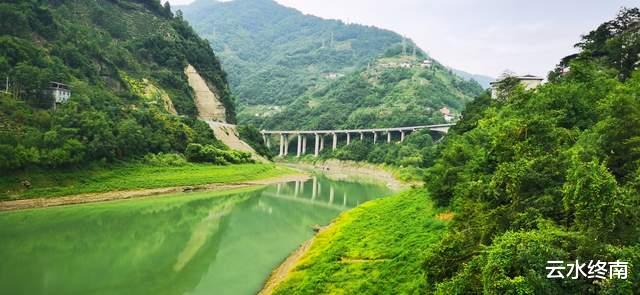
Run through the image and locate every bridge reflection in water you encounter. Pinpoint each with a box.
[264,176,377,211]
[0,175,392,295]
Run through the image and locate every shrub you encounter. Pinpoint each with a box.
[184,143,253,165]
[143,153,188,166]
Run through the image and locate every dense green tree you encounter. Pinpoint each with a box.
[422,9,640,293]
[0,0,235,171]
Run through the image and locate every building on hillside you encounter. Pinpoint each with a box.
[325,72,345,80]
[49,82,71,107]
[439,107,455,122]
[421,59,433,68]
[490,74,543,99]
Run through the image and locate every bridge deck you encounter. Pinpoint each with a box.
[260,123,455,135]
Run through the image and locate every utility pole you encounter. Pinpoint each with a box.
[402,37,407,56]
[330,32,334,48]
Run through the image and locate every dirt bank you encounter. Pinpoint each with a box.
[0,173,309,212]
[184,64,265,162]
[205,120,267,162]
[184,64,227,122]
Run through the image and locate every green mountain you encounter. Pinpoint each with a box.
[450,68,494,89]
[249,54,483,130]
[179,0,408,107]
[179,0,483,129]
[0,0,234,170]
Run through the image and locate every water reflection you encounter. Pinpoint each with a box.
[0,175,391,295]
[266,176,384,211]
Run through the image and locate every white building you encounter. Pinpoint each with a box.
[325,72,345,80]
[421,59,433,68]
[439,107,455,122]
[50,82,71,104]
[490,75,543,99]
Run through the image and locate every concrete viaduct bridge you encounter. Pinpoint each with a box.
[260,123,455,157]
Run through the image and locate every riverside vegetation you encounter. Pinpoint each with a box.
[0,0,286,199]
[273,189,448,294]
[0,161,291,200]
[271,8,640,294]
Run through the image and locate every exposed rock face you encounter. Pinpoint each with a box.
[184,64,227,122]
[204,120,267,162]
[184,64,265,161]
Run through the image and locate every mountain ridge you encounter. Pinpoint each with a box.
[179,0,484,130]
[179,0,417,106]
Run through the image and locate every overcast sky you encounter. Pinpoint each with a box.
[167,0,638,78]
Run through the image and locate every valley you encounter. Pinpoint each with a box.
[1,1,639,295]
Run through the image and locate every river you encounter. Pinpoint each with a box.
[0,174,391,295]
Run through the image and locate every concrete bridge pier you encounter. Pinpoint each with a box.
[400,131,405,143]
[373,132,377,144]
[279,134,285,156]
[359,132,364,141]
[263,134,270,149]
[346,133,351,145]
[302,136,307,155]
[296,134,302,157]
[319,135,325,152]
[285,135,290,155]
[332,133,337,150]
[387,131,391,143]
[314,134,320,156]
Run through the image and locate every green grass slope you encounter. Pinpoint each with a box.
[273,189,449,294]
[0,163,292,200]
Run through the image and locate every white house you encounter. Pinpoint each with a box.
[421,59,433,68]
[50,82,71,105]
[490,75,543,99]
[439,107,455,122]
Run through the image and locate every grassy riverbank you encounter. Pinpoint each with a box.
[272,189,448,294]
[0,163,294,200]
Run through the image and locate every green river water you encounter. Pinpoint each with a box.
[0,175,391,295]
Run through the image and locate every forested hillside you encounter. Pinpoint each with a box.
[424,8,640,293]
[179,0,483,130]
[250,53,483,130]
[179,0,406,107]
[0,0,237,170]
[450,68,493,89]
